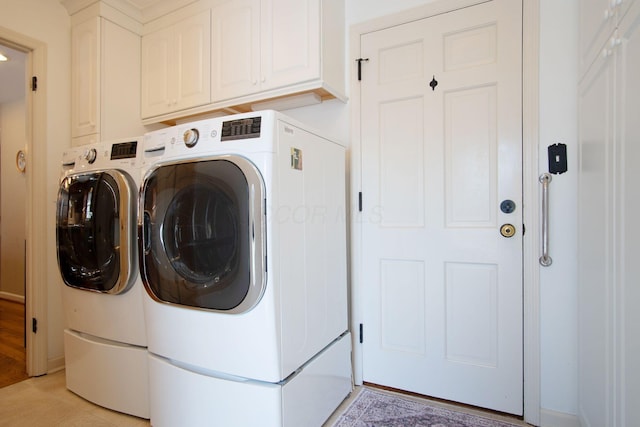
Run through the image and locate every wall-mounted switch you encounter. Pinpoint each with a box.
[548,143,567,174]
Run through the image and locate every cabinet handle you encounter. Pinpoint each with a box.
[610,36,621,48]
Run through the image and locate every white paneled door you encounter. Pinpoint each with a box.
[359,0,523,415]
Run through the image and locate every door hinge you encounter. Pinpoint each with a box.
[359,323,364,343]
[356,58,369,81]
[31,76,38,91]
[358,192,363,212]
[522,223,526,235]
[32,317,37,333]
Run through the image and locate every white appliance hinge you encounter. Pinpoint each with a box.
[358,192,362,212]
[359,323,363,343]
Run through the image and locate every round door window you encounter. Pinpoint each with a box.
[56,171,135,294]
[163,182,239,286]
[140,157,266,312]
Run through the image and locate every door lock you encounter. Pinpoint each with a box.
[500,199,516,214]
[500,224,516,238]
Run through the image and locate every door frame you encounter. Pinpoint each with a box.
[0,27,49,377]
[348,0,541,424]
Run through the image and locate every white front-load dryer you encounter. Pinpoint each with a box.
[138,111,352,427]
[56,139,148,419]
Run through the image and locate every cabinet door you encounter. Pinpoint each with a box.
[261,0,320,90]
[616,3,640,425]
[141,25,174,118]
[618,0,637,22]
[212,0,260,101]
[71,17,100,138]
[580,0,620,74]
[141,10,211,119]
[174,10,211,111]
[101,19,144,141]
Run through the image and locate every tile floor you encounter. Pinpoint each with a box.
[0,370,147,427]
[0,371,349,426]
[0,370,528,426]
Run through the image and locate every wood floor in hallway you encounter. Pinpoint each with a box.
[0,298,28,389]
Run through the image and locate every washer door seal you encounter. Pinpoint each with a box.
[56,170,136,294]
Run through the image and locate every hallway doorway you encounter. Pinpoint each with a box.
[0,41,28,386]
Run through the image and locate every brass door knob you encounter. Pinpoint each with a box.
[500,224,516,238]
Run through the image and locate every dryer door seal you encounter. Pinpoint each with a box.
[140,156,266,313]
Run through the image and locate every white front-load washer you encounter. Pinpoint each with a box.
[56,139,148,419]
[138,111,352,427]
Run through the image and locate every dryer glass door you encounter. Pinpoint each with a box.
[56,171,136,294]
[140,157,266,313]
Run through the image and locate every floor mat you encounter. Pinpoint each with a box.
[332,388,522,427]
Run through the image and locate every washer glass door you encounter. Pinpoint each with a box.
[56,170,136,293]
[140,156,266,313]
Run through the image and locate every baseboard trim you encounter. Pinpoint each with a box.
[540,408,580,427]
[0,292,25,304]
[47,356,65,374]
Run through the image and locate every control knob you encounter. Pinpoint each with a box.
[183,128,199,147]
[84,148,97,164]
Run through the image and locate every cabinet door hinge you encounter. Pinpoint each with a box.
[356,58,369,81]
[358,192,363,212]
[359,323,364,343]
[32,317,38,333]
[31,76,38,91]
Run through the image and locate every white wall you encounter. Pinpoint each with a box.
[0,99,28,299]
[286,0,580,420]
[538,0,579,418]
[0,0,71,366]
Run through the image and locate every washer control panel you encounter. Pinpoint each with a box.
[110,141,138,160]
[221,116,262,141]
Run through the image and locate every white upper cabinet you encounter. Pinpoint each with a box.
[71,16,144,145]
[141,10,211,119]
[212,0,322,102]
[142,0,344,123]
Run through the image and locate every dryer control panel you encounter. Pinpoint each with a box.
[221,116,262,141]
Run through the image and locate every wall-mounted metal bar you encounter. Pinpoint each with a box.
[539,173,552,266]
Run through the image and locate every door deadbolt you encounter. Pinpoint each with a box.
[500,199,516,214]
[500,224,516,238]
